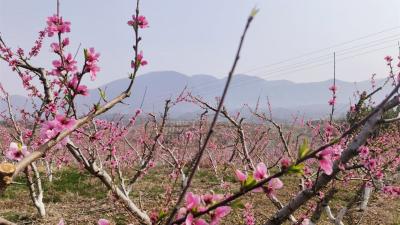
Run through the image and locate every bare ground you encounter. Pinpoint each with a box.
[0,167,399,225]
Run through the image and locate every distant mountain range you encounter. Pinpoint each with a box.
[2,71,390,120]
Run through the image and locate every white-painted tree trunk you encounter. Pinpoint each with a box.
[359,185,372,211]
[25,162,46,217]
[45,160,53,183]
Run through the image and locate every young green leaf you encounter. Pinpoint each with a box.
[243,175,257,189]
[98,88,107,102]
[298,139,310,159]
[287,164,304,175]
[83,48,88,60]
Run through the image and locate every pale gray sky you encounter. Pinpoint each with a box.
[1,0,400,95]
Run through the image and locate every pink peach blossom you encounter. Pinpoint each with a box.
[254,162,268,181]
[127,15,149,28]
[6,142,29,161]
[98,219,110,225]
[317,148,334,175]
[235,169,247,182]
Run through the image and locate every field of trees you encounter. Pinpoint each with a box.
[0,1,399,225]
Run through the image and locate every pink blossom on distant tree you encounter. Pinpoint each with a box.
[358,145,369,158]
[243,203,255,225]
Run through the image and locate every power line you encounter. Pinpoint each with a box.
[138,28,400,108]
[178,32,400,96]
[190,43,397,98]
[252,33,400,76]
[239,25,400,74]
[185,39,399,97]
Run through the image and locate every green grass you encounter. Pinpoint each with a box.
[1,176,28,199]
[44,169,105,200]
[1,169,106,202]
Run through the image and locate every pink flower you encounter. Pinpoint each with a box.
[264,178,283,197]
[317,148,334,175]
[149,210,159,224]
[358,146,369,158]
[177,207,188,220]
[85,48,100,80]
[185,214,194,225]
[50,38,69,53]
[6,142,29,161]
[46,15,71,37]
[202,193,223,206]
[375,170,384,180]
[185,192,201,211]
[185,214,208,225]
[280,158,290,169]
[131,51,148,69]
[50,42,61,53]
[68,75,89,96]
[98,219,110,225]
[202,193,214,204]
[50,53,77,75]
[40,120,59,140]
[324,124,334,137]
[86,47,100,62]
[235,169,247,182]
[328,97,336,106]
[127,15,149,28]
[40,115,76,141]
[55,114,76,130]
[76,84,89,96]
[243,203,255,225]
[64,54,77,72]
[87,64,100,80]
[135,109,142,116]
[210,206,231,225]
[195,219,209,225]
[364,158,377,170]
[330,145,342,158]
[382,185,400,197]
[329,85,337,93]
[254,162,268,181]
[62,37,70,47]
[384,55,393,64]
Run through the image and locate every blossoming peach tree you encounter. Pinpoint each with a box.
[0,1,399,225]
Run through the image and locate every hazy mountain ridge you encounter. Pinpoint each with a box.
[1,71,388,120]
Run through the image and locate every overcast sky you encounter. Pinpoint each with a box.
[1,0,400,95]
